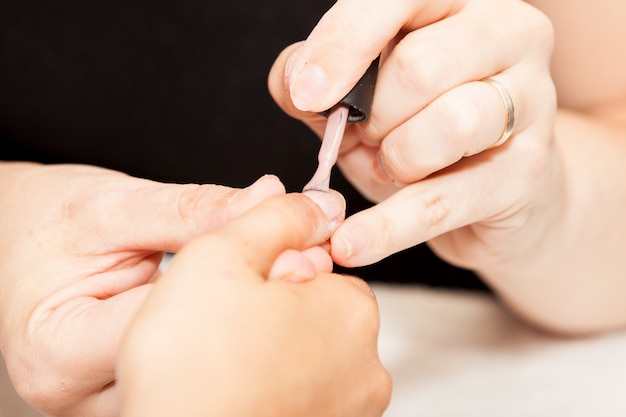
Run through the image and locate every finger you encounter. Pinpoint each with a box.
[363,2,553,143]
[301,246,334,274]
[283,0,461,112]
[285,0,552,142]
[170,190,346,281]
[268,42,328,137]
[373,80,517,184]
[268,247,333,283]
[335,141,406,203]
[77,174,287,254]
[374,57,556,183]
[330,141,546,267]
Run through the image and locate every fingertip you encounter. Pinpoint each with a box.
[281,0,398,113]
[302,189,346,232]
[302,246,334,274]
[228,175,286,205]
[269,246,334,283]
[283,44,328,112]
[282,35,370,113]
[268,43,302,105]
[330,221,367,266]
[268,249,316,283]
[289,63,331,112]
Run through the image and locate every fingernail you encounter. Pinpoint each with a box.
[372,153,395,184]
[290,64,330,111]
[229,175,285,204]
[334,224,367,260]
[303,189,346,233]
[268,249,316,283]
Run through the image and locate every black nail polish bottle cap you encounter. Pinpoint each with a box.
[320,55,380,123]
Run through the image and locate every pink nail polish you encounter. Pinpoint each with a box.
[303,189,346,232]
[290,64,330,111]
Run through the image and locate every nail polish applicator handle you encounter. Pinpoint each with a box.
[303,56,380,193]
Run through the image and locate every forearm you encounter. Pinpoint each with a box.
[481,107,626,336]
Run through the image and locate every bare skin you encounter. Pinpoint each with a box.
[0,163,368,417]
[0,163,283,416]
[269,0,626,335]
[117,192,391,417]
[2,0,626,415]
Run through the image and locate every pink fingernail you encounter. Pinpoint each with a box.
[303,189,346,232]
[290,64,330,111]
[373,153,395,184]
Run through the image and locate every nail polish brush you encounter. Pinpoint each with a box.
[303,56,380,192]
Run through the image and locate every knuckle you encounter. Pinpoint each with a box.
[410,186,451,229]
[503,136,553,210]
[520,3,555,57]
[521,139,552,184]
[367,210,404,260]
[441,97,484,145]
[346,275,378,305]
[176,184,205,230]
[335,275,381,324]
[373,368,393,413]
[360,116,385,145]
[538,76,557,119]
[394,41,448,94]
[531,8,555,43]
[379,137,416,183]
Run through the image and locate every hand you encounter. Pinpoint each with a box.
[268,0,557,271]
[0,162,286,417]
[116,191,391,417]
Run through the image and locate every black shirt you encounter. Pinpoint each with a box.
[0,0,487,291]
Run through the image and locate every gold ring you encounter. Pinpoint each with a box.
[482,78,515,148]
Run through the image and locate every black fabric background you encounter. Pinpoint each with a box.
[0,0,488,291]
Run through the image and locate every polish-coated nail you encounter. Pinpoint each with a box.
[303,189,346,233]
[290,64,330,111]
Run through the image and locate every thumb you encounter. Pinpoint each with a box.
[282,0,400,112]
[283,0,452,112]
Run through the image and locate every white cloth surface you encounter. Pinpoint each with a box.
[2,283,626,417]
[374,283,626,417]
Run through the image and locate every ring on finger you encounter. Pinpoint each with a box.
[482,77,515,148]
